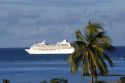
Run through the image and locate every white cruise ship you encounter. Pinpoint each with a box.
[25,40,74,54]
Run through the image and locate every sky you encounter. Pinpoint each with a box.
[0,0,125,47]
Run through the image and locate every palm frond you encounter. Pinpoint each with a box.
[85,21,104,35]
[72,41,86,48]
[82,59,88,78]
[96,52,108,75]
[103,53,114,67]
[75,29,87,42]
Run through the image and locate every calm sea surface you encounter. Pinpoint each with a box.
[0,46,125,83]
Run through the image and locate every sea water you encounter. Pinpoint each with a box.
[0,47,125,83]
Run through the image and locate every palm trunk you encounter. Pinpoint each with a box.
[91,76,94,83]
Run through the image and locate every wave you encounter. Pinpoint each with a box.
[111,58,125,61]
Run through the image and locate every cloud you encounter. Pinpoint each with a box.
[0,0,125,47]
[0,0,113,7]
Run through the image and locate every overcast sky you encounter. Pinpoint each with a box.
[0,0,125,47]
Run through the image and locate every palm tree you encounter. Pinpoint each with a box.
[68,21,115,83]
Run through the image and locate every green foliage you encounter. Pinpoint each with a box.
[94,80,107,83]
[3,79,10,83]
[117,76,125,83]
[50,78,68,83]
[68,21,114,82]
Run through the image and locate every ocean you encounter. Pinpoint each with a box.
[0,46,125,83]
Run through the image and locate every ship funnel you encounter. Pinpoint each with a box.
[63,39,67,43]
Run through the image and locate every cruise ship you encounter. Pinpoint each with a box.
[25,40,74,54]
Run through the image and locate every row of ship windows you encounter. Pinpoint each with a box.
[32,48,53,51]
[32,47,71,50]
[33,46,70,48]
[34,44,69,47]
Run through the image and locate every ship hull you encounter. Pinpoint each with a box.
[25,49,74,54]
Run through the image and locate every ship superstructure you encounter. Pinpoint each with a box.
[25,40,74,54]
